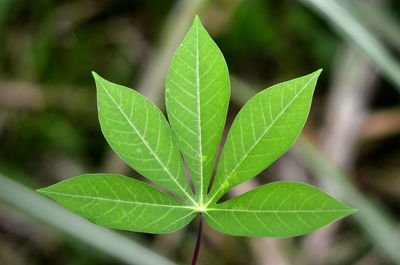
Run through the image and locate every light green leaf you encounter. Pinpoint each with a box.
[207,70,322,205]
[205,181,357,237]
[37,174,197,233]
[165,16,230,206]
[93,72,196,205]
[37,17,357,242]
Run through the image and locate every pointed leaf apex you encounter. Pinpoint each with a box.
[349,207,359,213]
[314,68,323,76]
[193,15,203,27]
[36,188,46,195]
[91,71,103,82]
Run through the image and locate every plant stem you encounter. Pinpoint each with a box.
[191,214,203,265]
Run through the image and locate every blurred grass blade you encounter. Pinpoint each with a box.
[351,0,400,51]
[293,138,400,264]
[299,0,400,91]
[0,173,179,265]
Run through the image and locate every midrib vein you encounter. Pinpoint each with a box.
[205,208,355,213]
[42,190,196,210]
[41,191,353,214]
[205,75,318,207]
[195,20,204,207]
[98,81,198,207]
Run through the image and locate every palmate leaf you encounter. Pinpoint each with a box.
[165,16,230,206]
[205,181,357,237]
[37,16,356,238]
[37,174,196,233]
[206,70,322,205]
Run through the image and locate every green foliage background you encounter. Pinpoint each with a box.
[1,0,400,265]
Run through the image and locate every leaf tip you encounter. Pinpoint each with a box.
[349,207,359,214]
[36,188,46,195]
[314,68,323,77]
[91,71,101,81]
[193,14,203,27]
[91,71,109,92]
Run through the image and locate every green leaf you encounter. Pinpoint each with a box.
[207,70,322,205]
[37,174,197,233]
[93,72,196,205]
[37,16,357,242]
[204,181,357,237]
[165,16,230,206]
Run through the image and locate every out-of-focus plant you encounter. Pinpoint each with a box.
[37,16,356,264]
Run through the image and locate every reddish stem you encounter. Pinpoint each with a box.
[191,214,203,265]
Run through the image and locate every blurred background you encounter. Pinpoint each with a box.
[1,0,400,264]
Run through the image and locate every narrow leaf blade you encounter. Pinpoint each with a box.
[204,181,357,237]
[37,174,197,233]
[207,70,321,203]
[93,72,196,204]
[165,16,230,205]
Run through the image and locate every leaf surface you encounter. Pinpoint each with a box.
[37,174,197,233]
[165,16,230,206]
[204,181,357,237]
[93,73,196,205]
[207,70,321,204]
[35,16,358,240]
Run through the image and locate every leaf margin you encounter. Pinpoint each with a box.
[93,72,197,206]
[165,15,230,207]
[206,69,323,206]
[204,181,358,237]
[37,173,198,234]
